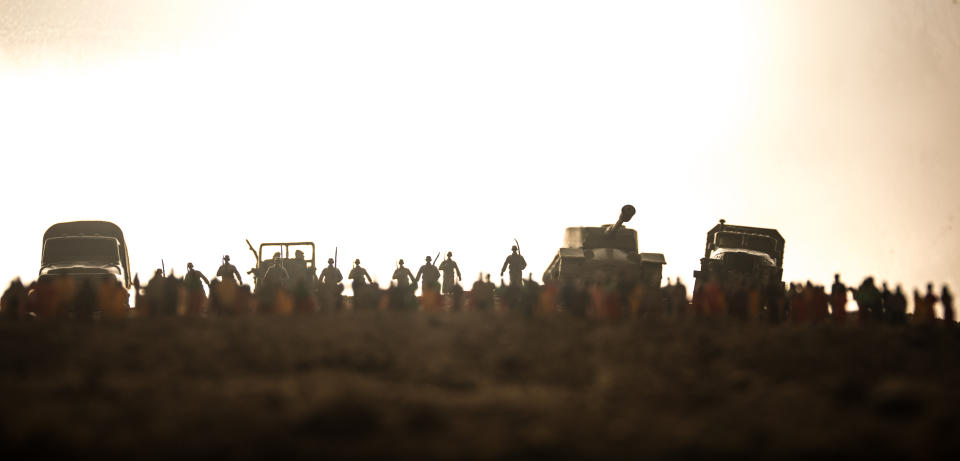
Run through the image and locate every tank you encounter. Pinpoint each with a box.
[542,205,666,287]
[692,219,784,292]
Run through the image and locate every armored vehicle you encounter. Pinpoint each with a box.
[40,221,132,289]
[692,219,784,292]
[542,205,666,288]
[246,240,316,291]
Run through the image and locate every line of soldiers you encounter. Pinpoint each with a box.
[230,246,525,295]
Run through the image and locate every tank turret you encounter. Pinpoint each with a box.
[543,205,666,287]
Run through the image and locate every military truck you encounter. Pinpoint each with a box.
[246,240,316,291]
[39,221,132,289]
[542,205,666,288]
[692,219,784,292]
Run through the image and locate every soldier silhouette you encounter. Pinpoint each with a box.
[317,258,344,311]
[393,259,415,291]
[943,285,954,324]
[416,256,441,293]
[923,283,939,322]
[438,251,462,294]
[830,274,847,322]
[184,263,210,315]
[263,254,290,286]
[891,285,908,324]
[319,258,343,286]
[501,245,527,287]
[185,262,210,290]
[348,259,373,294]
[216,255,242,284]
[290,250,312,283]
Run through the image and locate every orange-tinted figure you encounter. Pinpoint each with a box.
[28,278,58,320]
[539,282,558,315]
[703,280,727,317]
[810,285,829,323]
[747,286,762,322]
[98,277,129,319]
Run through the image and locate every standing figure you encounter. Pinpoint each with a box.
[942,285,954,324]
[289,249,314,284]
[216,255,243,285]
[438,252,462,294]
[185,262,211,290]
[416,256,441,293]
[923,283,940,322]
[262,254,290,287]
[500,245,527,287]
[392,259,416,291]
[184,262,210,315]
[830,274,847,322]
[319,258,343,286]
[348,259,373,294]
[318,258,344,311]
[471,273,494,311]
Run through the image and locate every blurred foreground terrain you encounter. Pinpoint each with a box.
[2,313,960,459]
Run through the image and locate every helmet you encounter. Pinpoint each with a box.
[398,259,405,265]
[425,256,432,262]
[355,259,361,264]
[187,262,194,269]
[223,255,230,261]
[511,245,518,252]
[447,251,452,257]
[327,258,334,264]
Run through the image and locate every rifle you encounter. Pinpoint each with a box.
[245,239,259,262]
[161,259,165,275]
[433,252,440,266]
[514,238,522,255]
[334,247,338,268]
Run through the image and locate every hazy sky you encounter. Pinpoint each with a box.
[1,0,958,294]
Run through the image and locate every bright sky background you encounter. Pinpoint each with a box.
[1,0,958,294]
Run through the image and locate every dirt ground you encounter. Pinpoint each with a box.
[1,313,959,459]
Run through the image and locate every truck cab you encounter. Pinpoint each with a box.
[693,219,784,292]
[39,221,132,289]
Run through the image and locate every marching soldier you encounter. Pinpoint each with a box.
[319,258,343,286]
[348,259,373,293]
[317,258,344,311]
[501,245,527,287]
[216,255,243,284]
[185,262,210,290]
[393,259,415,291]
[438,251,462,294]
[184,262,210,315]
[416,256,441,293]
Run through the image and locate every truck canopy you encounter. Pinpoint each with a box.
[704,222,784,268]
[42,221,131,287]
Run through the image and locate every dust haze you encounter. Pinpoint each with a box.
[1,0,959,295]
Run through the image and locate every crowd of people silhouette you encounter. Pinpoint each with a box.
[1,247,955,325]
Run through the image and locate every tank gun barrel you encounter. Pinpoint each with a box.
[606,204,636,234]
